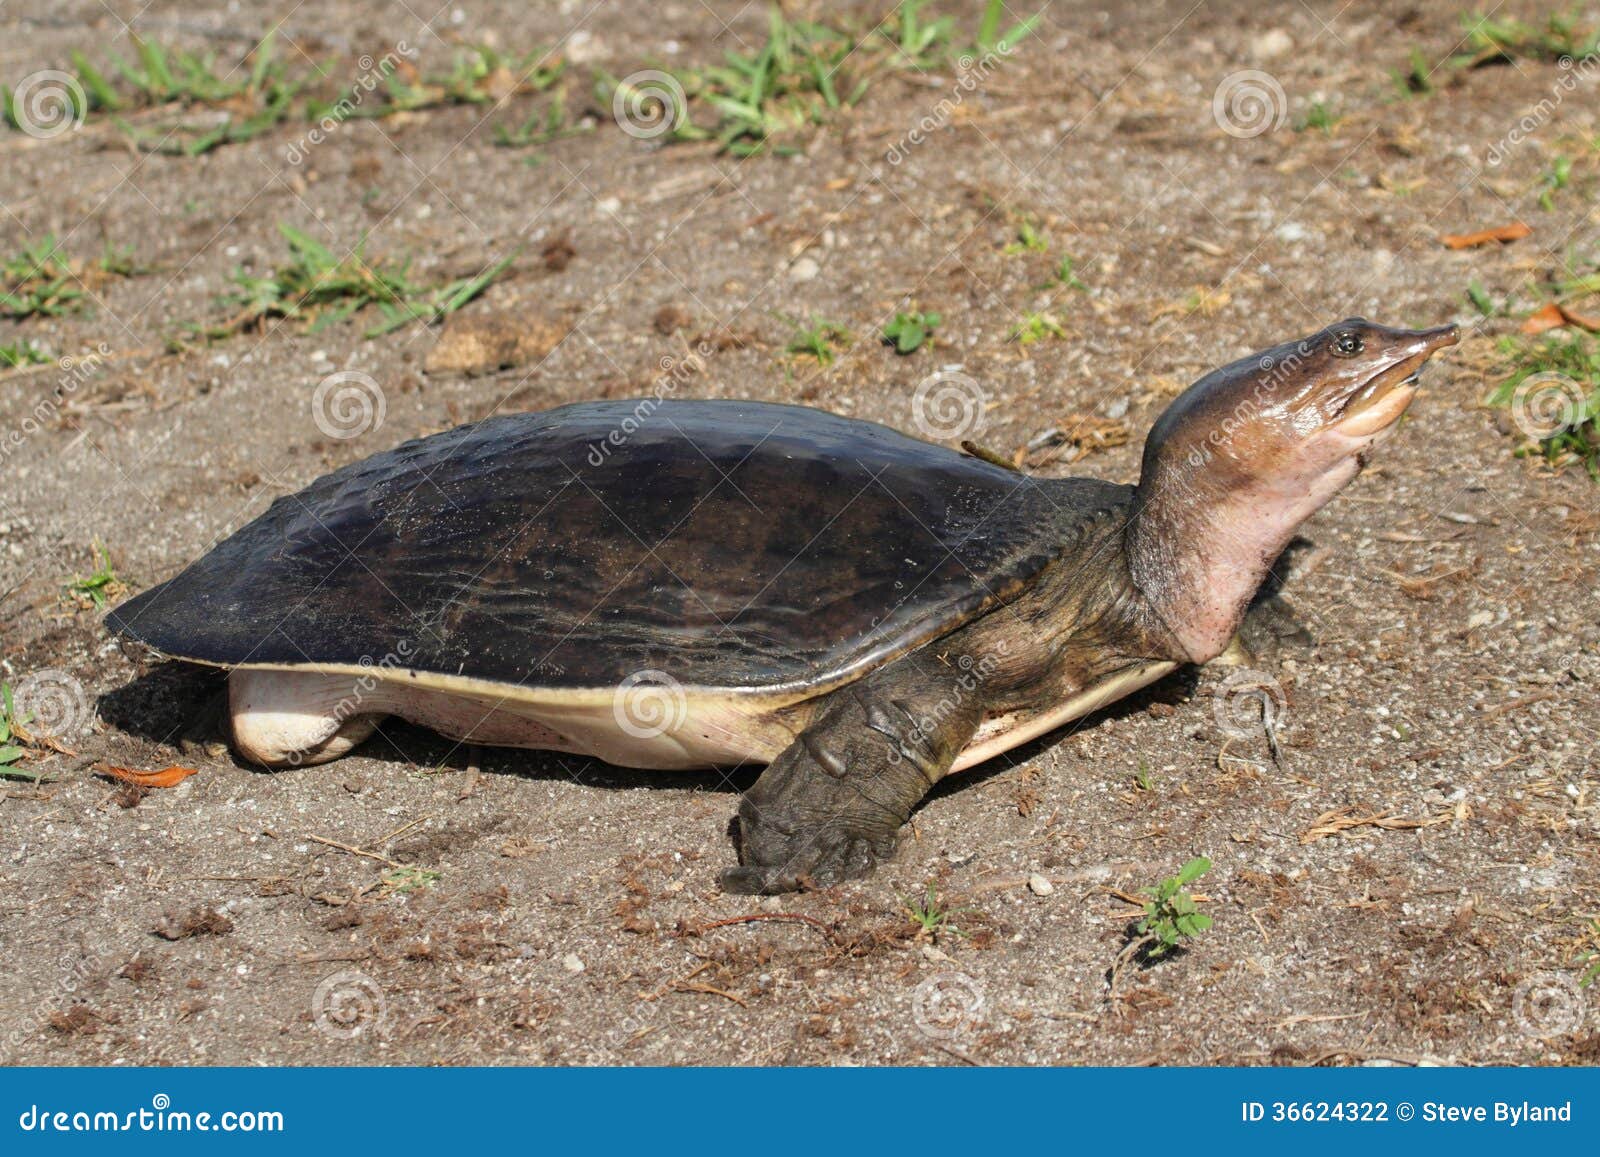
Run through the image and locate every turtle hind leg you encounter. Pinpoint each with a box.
[228,669,385,768]
[721,653,986,895]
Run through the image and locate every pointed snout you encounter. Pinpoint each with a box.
[1412,321,1459,353]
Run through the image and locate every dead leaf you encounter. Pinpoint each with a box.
[1521,302,1567,335]
[96,763,199,789]
[1438,222,1531,249]
[1299,808,1446,844]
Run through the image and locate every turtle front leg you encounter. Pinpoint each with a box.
[721,655,986,894]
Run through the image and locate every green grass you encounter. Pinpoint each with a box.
[1010,311,1065,344]
[64,540,119,609]
[214,223,518,339]
[1297,100,1340,134]
[319,45,565,121]
[881,309,940,354]
[603,2,1037,157]
[0,235,83,318]
[0,339,51,368]
[0,683,33,777]
[1581,918,1599,988]
[1453,7,1600,65]
[1539,154,1573,211]
[1002,218,1048,255]
[492,87,589,149]
[1391,9,1598,102]
[1487,333,1600,478]
[646,7,867,156]
[783,314,851,364]
[7,35,571,157]
[1390,47,1436,97]
[974,0,1040,55]
[883,0,958,68]
[1466,278,1498,317]
[903,882,968,939]
[0,235,138,319]
[1041,254,1088,292]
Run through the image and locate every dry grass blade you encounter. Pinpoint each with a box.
[1299,807,1446,844]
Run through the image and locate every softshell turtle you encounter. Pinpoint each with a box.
[109,317,1457,893]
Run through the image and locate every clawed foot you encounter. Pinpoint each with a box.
[720,793,899,894]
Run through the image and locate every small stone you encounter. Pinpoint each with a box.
[1275,222,1310,244]
[596,196,622,216]
[1467,610,1494,630]
[1028,874,1054,896]
[561,953,585,973]
[788,255,820,282]
[1250,29,1293,59]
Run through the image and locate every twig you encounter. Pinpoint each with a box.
[305,834,404,869]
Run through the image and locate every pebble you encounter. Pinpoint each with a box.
[1250,30,1293,59]
[561,952,585,973]
[788,255,820,282]
[1028,874,1055,896]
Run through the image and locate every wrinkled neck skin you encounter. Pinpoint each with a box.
[1126,440,1362,663]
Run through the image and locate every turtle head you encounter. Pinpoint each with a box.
[1127,318,1458,663]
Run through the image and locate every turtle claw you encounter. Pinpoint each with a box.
[721,813,895,895]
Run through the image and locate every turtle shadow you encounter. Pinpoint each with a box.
[96,659,227,750]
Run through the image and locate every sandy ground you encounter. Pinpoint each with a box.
[0,0,1597,1066]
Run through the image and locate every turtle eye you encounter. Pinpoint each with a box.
[1331,331,1364,358]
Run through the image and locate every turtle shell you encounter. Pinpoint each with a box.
[108,400,1127,700]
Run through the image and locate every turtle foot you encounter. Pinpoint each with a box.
[721,795,898,894]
